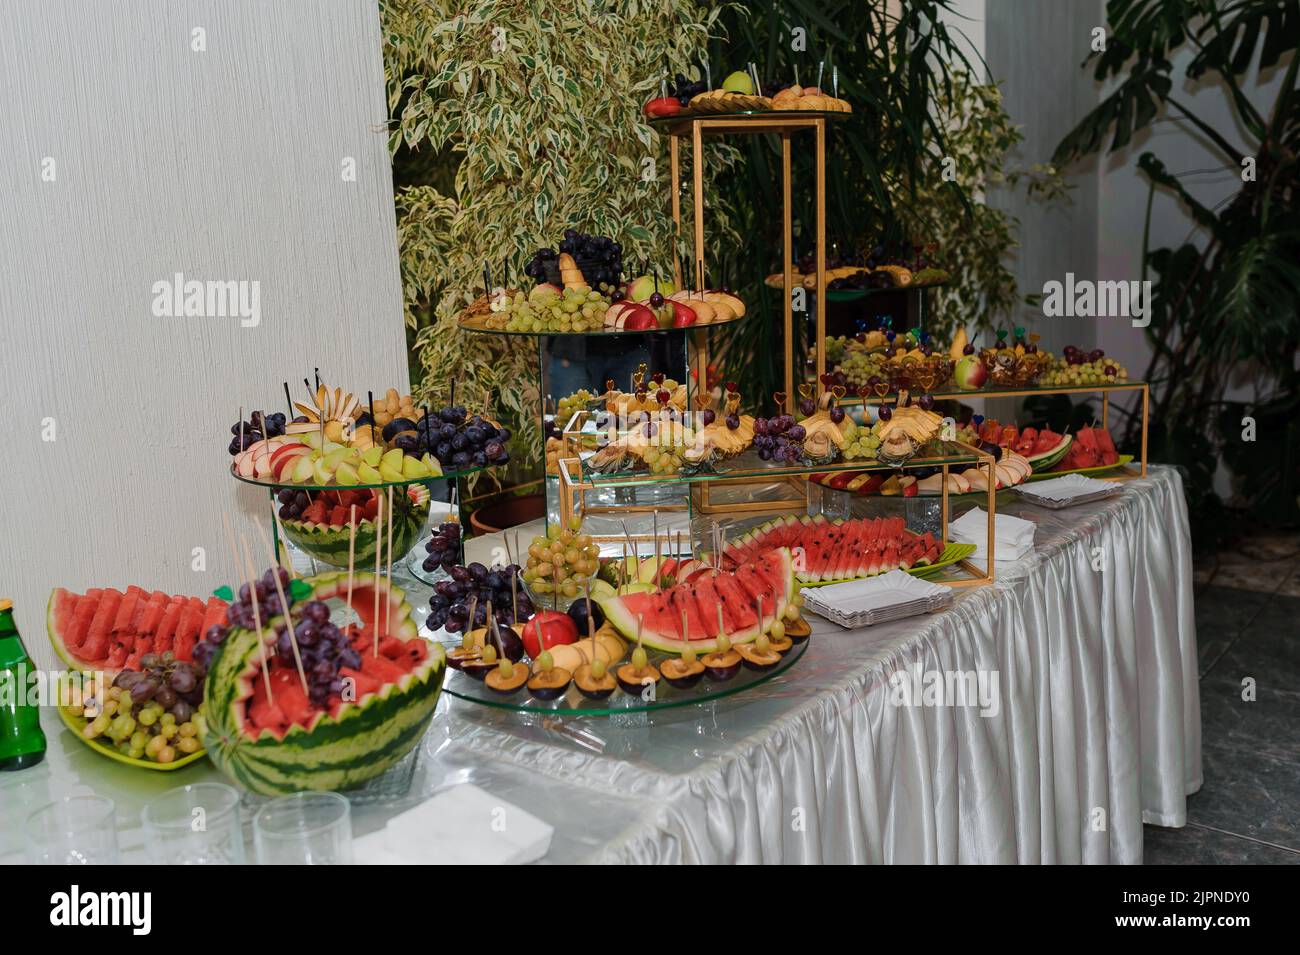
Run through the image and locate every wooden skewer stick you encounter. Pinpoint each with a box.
[345,503,357,611]
[385,485,395,638]
[511,564,519,627]
[239,534,274,703]
[253,516,309,695]
[466,593,478,640]
[717,602,726,643]
[755,593,764,635]
[372,492,384,656]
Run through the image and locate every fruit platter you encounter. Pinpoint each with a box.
[200,566,445,795]
[46,583,222,769]
[644,65,852,118]
[228,382,510,487]
[458,235,746,335]
[765,244,949,293]
[437,520,813,715]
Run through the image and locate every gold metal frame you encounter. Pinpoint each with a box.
[553,439,996,588]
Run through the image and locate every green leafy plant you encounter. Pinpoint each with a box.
[705,1,1062,407]
[1054,0,1300,536]
[381,0,721,490]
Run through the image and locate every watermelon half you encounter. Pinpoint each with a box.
[279,484,430,569]
[199,571,445,795]
[47,586,227,677]
[599,549,796,653]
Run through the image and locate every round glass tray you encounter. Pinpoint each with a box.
[456,310,745,337]
[646,108,851,127]
[439,636,808,716]
[229,464,486,492]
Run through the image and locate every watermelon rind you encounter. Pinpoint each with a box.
[1025,433,1072,471]
[599,548,796,654]
[198,571,445,795]
[279,485,430,569]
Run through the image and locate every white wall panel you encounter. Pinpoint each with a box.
[0,1,407,666]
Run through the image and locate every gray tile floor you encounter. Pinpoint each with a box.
[1144,581,1300,864]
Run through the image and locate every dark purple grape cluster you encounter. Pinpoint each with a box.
[422,520,463,574]
[669,73,707,106]
[1062,345,1106,365]
[193,566,294,670]
[275,487,317,521]
[428,562,533,633]
[524,230,623,291]
[112,655,204,721]
[228,410,287,455]
[753,414,806,462]
[272,599,361,707]
[411,407,510,470]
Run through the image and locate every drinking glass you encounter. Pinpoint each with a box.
[253,791,353,864]
[26,795,119,864]
[142,782,245,864]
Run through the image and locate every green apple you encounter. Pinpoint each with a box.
[312,458,333,485]
[381,448,405,472]
[361,446,383,467]
[626,274,676,303]
[379,460,405,483]
[400,454,426,479]
[301,431,323,450]
[358,462,383,484]
[617,582,656,596]
[722,70,754,94]
[323,446,352,470]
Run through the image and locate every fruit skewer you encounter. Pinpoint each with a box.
[239,534,275,704]
[254,516,310,696]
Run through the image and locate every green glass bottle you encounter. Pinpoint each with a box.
[0,599,47,770]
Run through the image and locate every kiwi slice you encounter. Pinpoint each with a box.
[660,655,705,689]
[526,667,573,701]
[573,663,617,700]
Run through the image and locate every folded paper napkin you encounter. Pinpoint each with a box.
[949,507,1036,561]
[353,783,553,865]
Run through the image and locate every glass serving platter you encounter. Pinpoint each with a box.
[456,311,745,337]
[577,440,982,489]
[229,465,487,492]
[646,108,851,134]
[439,635,808,716]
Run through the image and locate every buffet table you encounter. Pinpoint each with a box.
[1,466,1199,864]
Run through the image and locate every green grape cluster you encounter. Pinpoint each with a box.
[1040,355,1129,386]
[641,420,696,474]
[495,287,611,332]
[556,389,596,424]
[522,518,601,602]
[837,344,886,390]
[841,420,882,461]
[822,335,849,365]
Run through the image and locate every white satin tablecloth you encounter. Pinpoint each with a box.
[447,465,1201,863]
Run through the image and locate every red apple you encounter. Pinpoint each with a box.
[670,300,697,327]
[521,611,579,659]
[621,303,660,331]
[644,97,683,118]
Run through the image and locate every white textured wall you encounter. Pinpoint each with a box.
[0,1,407,666]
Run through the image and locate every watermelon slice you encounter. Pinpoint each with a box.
[47,585,226,676]
[600,549,795,653]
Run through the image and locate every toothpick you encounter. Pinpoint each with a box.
[636,613,643,653]
[385,485,395,638]
[816,60,825,90]
[584,577,595,642]
[466,593,478,638]
[681,608,688,644]
[345,503,356,611]
[372,492,383,656]
[755,593,764,633]
[253,517,309,695]
[716,602,726,640]
[239,535,274,703]
[511,568,519,626]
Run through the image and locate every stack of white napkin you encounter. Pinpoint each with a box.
[949,507,1036,561]
[353,783,553,865]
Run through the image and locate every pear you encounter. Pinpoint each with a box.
[379,460,406,483]
[334,461,360,486]
[357,462,383,485]
[361,446,383,468]
[381,448,405,472]
[313,457,333,485]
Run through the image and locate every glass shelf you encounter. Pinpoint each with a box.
[647,109,850,135]
[439,635,808,716]
[766,279,949,301]
[229,464,489,492]
[456,311,745,337]
[833,379,1147,404]
[575,440,982,489]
